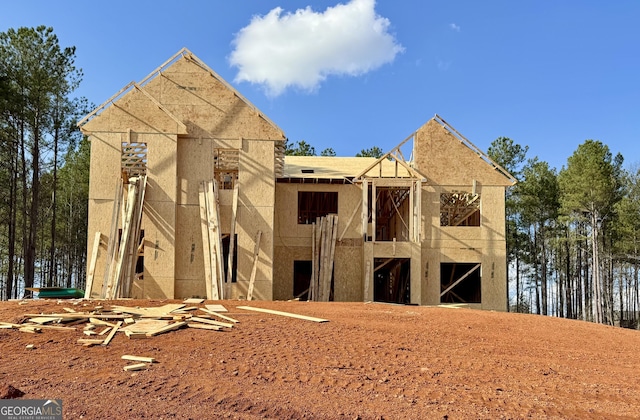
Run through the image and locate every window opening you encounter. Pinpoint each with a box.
[121,142,147,176]
[440,192,480,226]
[373,187,411,241]
[440,263,481,303]
[298,191,338,224]
[214,149,239,190]
[373,258,410,304]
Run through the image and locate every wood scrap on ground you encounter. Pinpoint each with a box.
[3,301,329,351]
[237,306,329,323]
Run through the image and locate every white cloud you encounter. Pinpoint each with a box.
[449,23,460,32]
[229,0,404,97]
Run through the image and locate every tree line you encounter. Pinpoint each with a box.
[0,26,90,299]
[488,137,639,326]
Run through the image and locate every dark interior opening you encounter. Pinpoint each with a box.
[373,258,411,304]
[440,263,481,303]
[298,191,338,224]
[222,234,238,283]
[293,260,312,300]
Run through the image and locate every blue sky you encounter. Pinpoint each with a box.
[2,0,638,171]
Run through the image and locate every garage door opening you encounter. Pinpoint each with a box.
[440,263,481,303]
[374,258,410,304]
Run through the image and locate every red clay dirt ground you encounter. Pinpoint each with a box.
[1,299,640,419]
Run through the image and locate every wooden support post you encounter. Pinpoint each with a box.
[246,230,262,301]
[362,179,368,241]
[371,180,377,243]
[325,215,338,301]
[85,232,101,299]
[364,260,371,302]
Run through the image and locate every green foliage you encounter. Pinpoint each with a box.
[558,140,623,218]
[518,158,560,227]
[285,139,316,156]
[356,146,383,158]
[487,137,529,179]
[320,148,336,156]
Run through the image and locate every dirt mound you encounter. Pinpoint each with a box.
[0,384,25,399]
[1,299,640,418]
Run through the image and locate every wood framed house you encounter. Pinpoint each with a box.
[80,49,515,310]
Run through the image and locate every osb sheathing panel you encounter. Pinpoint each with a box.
[142,200,176,282]
[88,133,122,200]
[274,183,362,240]
[235,205,274,299]
[371,242,413,258]
[239,140,275,208]
[333,247,363,302]
[141,275,175,299]
[82,87,185,134]
[86,199,114,296]
[141,133,177,203]
[176,137,212,205]
[414,119,512,187]
[142,57,283,140]
[175,205,205,280]
[175,279,207,300]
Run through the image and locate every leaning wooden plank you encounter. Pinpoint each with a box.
[84,231,101,299]
[123,363,148,372]
[204,304,227,312]
[121,355,156,363]
[199,308,239,323]
[246,230,262,301]
[190,317,234,329]
[146,321,187,337]
[237,306,329,323]
[102,321,123,346]
[199,182,214,300]
[187,323,222,331]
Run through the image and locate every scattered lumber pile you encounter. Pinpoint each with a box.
[2,300,328,350]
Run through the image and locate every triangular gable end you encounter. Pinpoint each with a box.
[413,115,516,187]
[354,132,429,181]
[79,48,284,139]
[79,82,187,135]
[139,48,285,139]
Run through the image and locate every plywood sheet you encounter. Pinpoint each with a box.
[414,119,512,187]
[88,133,122,200]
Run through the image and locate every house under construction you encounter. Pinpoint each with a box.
[79,48,516,310]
